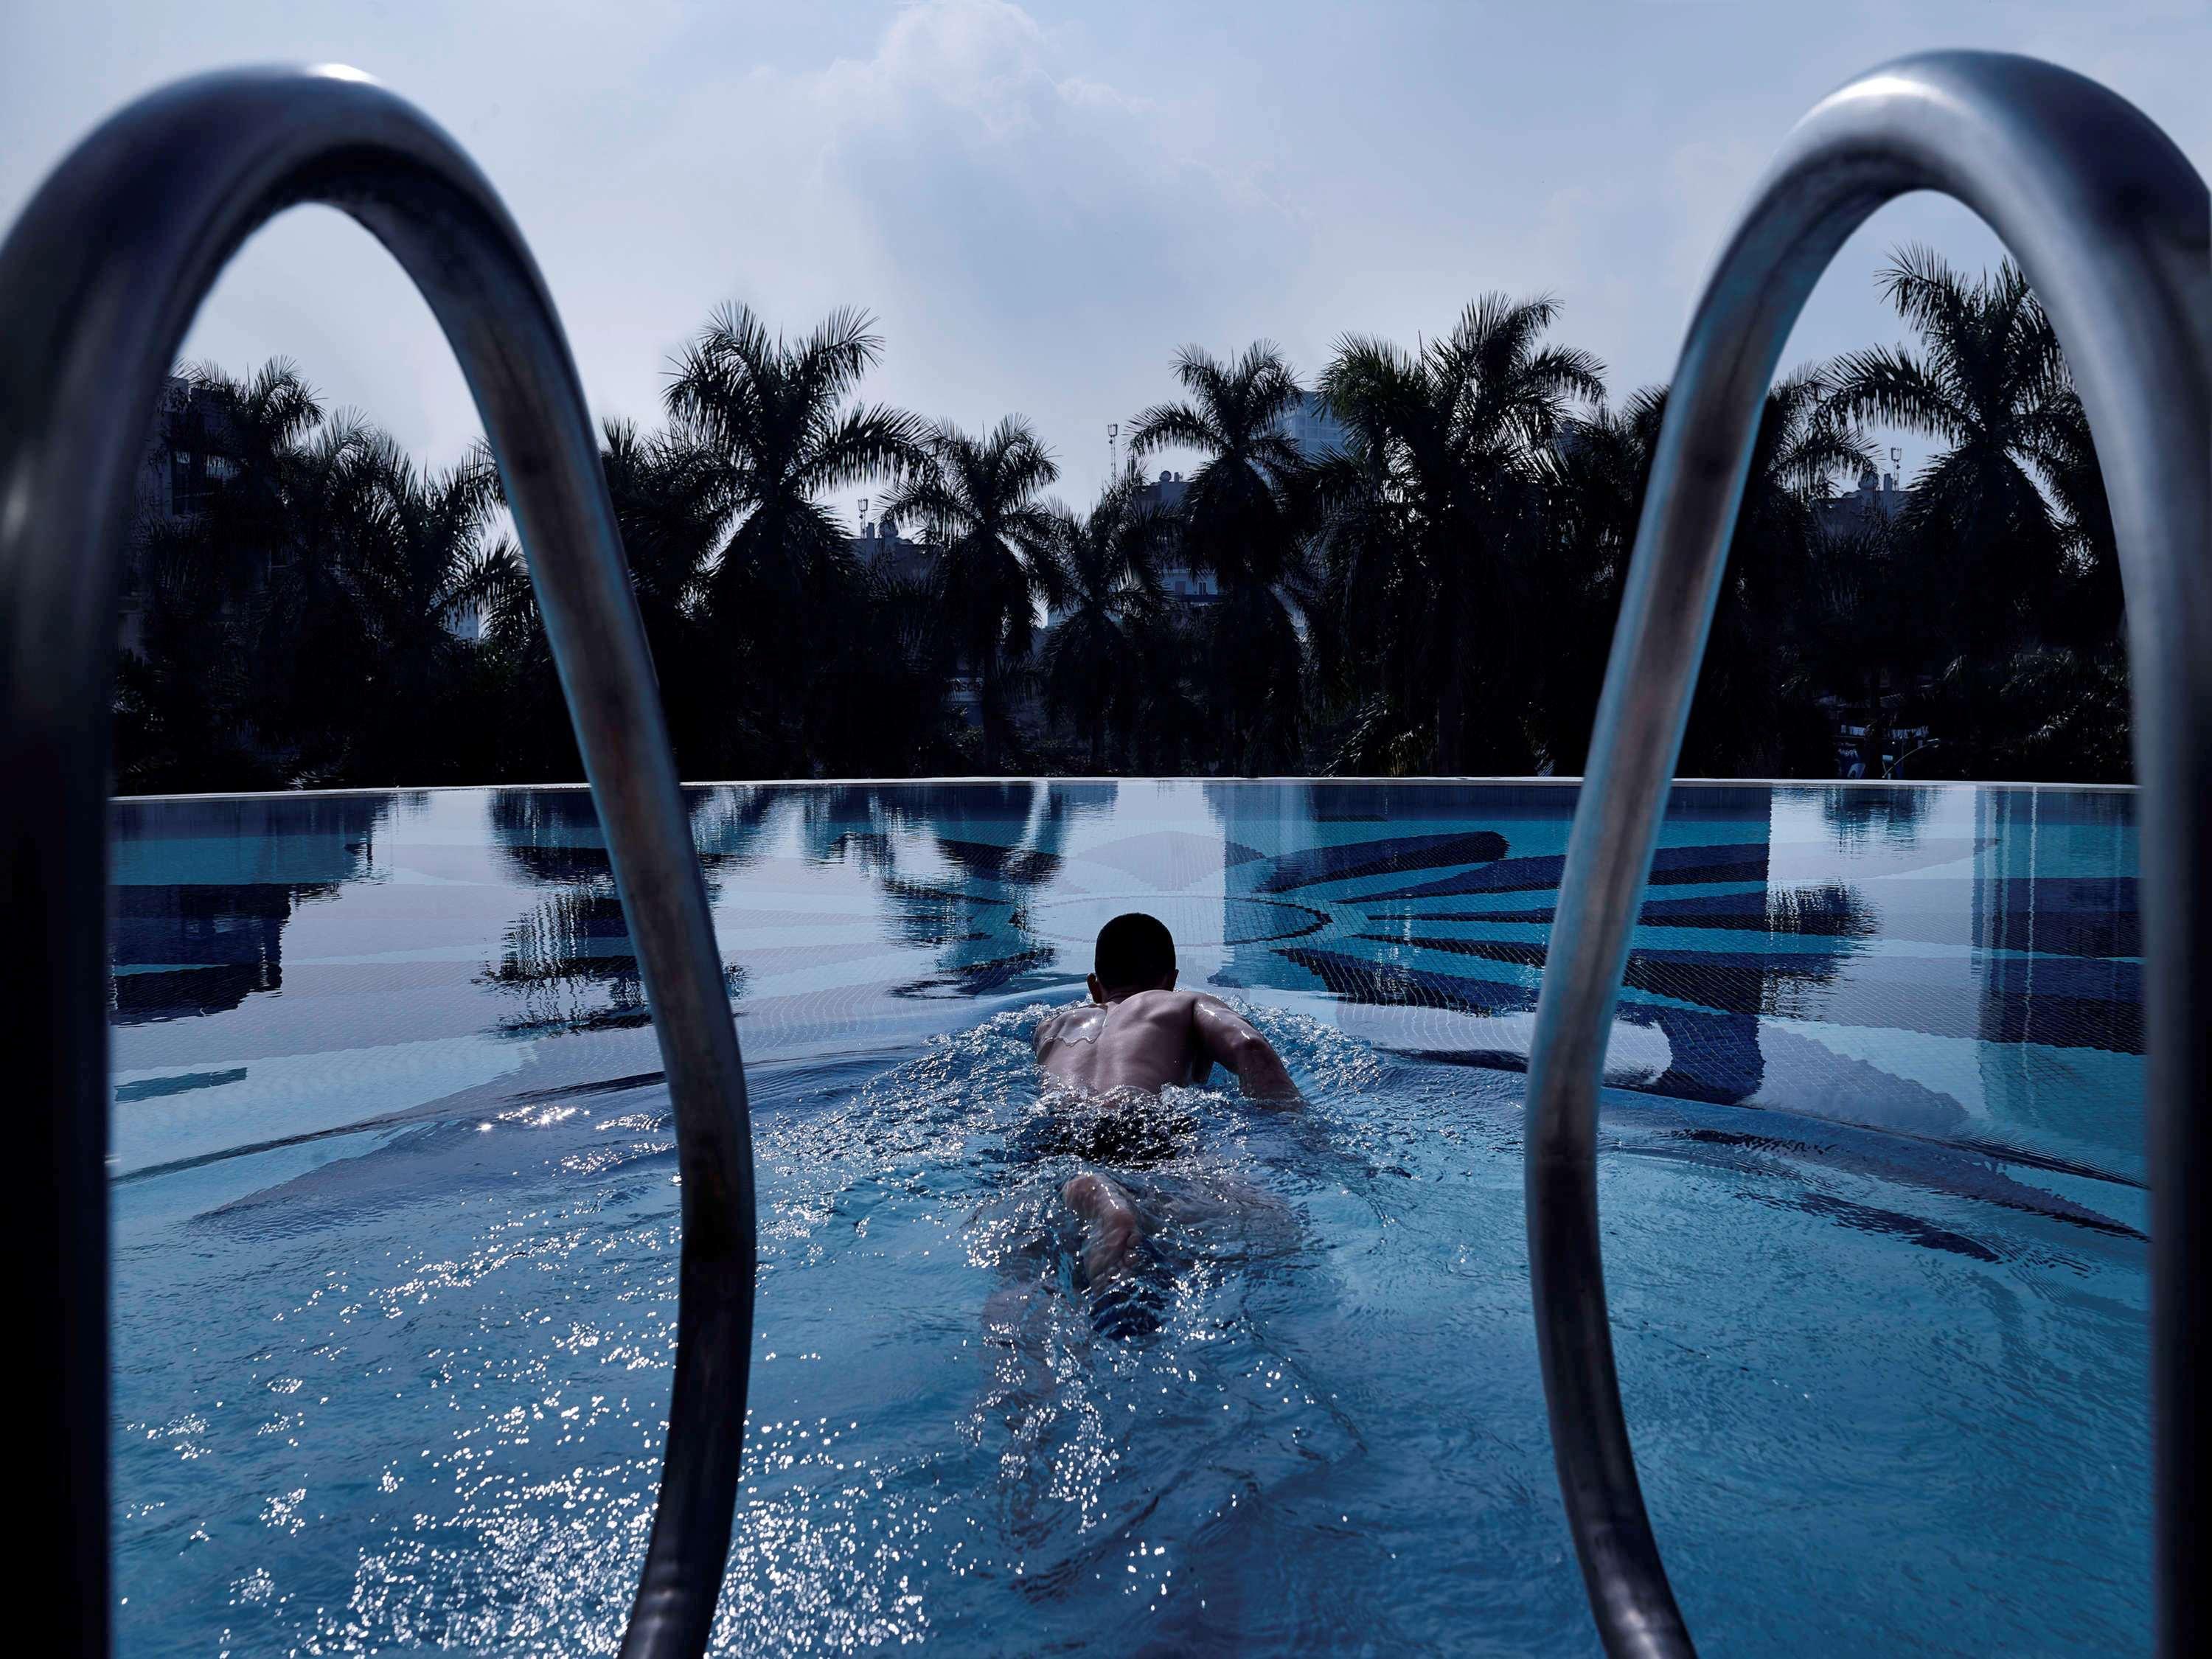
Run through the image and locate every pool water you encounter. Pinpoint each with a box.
[109,780,2149,1655]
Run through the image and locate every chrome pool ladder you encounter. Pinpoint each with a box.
[1523,50,2210,1659]
[0,68,757,1659]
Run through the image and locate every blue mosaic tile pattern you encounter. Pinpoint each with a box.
[109,779,2143,1194]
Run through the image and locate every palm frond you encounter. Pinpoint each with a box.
[1128,401,1220,459]
[1828,345,1971,444]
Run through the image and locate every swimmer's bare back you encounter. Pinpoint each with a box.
[1034,990,1301,1102]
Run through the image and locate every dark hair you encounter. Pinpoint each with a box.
[1094,911,1175,990]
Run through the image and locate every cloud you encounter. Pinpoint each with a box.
[4,0,2202,507]
[570,0,1309,495]
[694,5,1286,332]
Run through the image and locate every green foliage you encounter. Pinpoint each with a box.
[879,416,1062,770]
[116,262,2135,793]
[1035,478,1172,771]
[1130,341,1313,771]
[1312,294,1606,773]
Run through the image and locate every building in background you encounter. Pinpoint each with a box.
[143,376,242,519]
[1133,469,1220,607]
[1281,390,1351,462]
[121,377,242,654]
[850,515,932,585]
[1817,464,1907,538]
[1127,394,1348,610]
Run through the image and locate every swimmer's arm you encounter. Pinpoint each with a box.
[1192,995,1301,1104]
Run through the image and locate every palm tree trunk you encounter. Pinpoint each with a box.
[1434,560,1472,773]
[978,651,1000,771]
[1436,669,1464,773]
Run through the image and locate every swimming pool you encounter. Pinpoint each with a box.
[109,779,2148,1655]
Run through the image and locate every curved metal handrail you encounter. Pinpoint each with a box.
[1523,50,2209,1658]
[0,69,756,1659]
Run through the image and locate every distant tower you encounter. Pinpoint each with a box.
[858,496,871,532]
[1108,422,1119,481]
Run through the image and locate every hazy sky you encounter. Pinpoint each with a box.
[4,1,2205,507]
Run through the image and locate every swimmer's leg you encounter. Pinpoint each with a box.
[1063,1169,1165,1339]
[1062,1169,1144,1284]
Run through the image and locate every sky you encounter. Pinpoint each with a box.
[4,0,2206,509]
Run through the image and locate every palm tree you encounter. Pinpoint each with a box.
[341,437,504,781]
[244,414,411,777]
[1531,368,1868,775]
[1315,294,1605,772]
[445,527,555,779]
[1520,384,1669,771]
[2029,382,2121,648]
[1829,248,2078,651]
[880,417,1062,770]
[114,514,261,789]
[456,418,759,781]
[597,419,728,627]
[1129,344,1307,585]
[831,563,963,772]
[597,419,759,771]
[129,366,512,785]
[664,305,926,766]
[1125,608,1210,773]
[1828,246,2139,776]
[1037,479,1172,770]
[1683,364,1872,773]
[173,357,325,560]
[1128,343,1314,770]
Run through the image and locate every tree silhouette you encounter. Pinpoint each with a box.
[116,264,2136,793]
[1037,478,1172,771]
[1315,295,1604,772]
[1130,342,1312,769]
[666,304,926,768]
[881,417,1062,770]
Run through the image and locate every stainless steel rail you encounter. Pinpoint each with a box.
[0,69,757,1659]
[1523,52,2209,1658]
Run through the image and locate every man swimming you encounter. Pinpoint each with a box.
[1034,911,1298,1311]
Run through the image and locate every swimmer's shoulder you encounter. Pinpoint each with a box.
[1037,1000,1104,1048]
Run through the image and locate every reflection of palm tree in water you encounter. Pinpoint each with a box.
[790,781,1114,996]
[479,789,748,1034]
[479,781,1118,1029]
[1821,784,1933,848]
[921,784,1076,986]
[684,785,782,874]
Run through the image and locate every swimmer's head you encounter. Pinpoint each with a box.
[1091,911,1177,1003]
